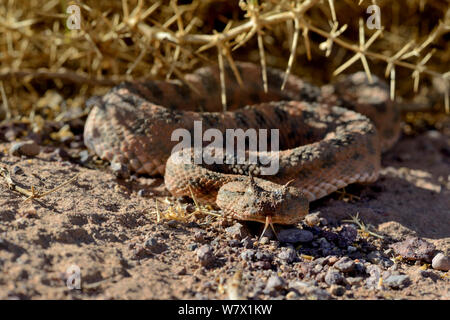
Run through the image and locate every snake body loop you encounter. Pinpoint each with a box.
[84,62,400,224]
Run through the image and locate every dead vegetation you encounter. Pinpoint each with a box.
[0,0,448,120]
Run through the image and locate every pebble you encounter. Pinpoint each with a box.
[324,269,344,285]
[196,245,216,268]
[327,256,339,265]
[390,237,436,263]
[228,239,241,247]
[304,213,320,227]
[286,291,300,300]
[338,225,358,247]
[289,281,331,300]
[79,150,90,163]
[431,253,450,271]
[241,237,254,249]
[144,237,168,254]
[334,257,355,273]
[110,161,130,179]
[383,274,410,289]
[346,277,364,286]
[12,166,24,175]
[254,261,272,270]
[10,141,40,157]
[365,265,381,289]
[278,247,297,264]
[194,230,207,243]
[240,249,256,262]
[176,266,187,275]
[278,228,313,243]
[264,275,285,293]
[255,251,273,262]
[330,284,346,296]
[259,236,270,245]
[187,243,198,251]
[225,223,250,240]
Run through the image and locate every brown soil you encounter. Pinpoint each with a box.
[0,130,449,300]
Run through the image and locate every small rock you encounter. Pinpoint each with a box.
[289,281,331,300]
[144,237,168,254]
[259,236,270,245]
[366,265,382,289]
[367,251,383,264]
[225,223,251,240]
[286,291,300,300]
[383,274,410,289]
[264,275,285,292]
[327,256,339,265]
[10,141,40,157]
[330,284,345,296]
[12,166,24,175]
[278,228,313,243]
[432,253,450,271]
[166,220,178,228]
[255,251,273,262]
[347,246,357,253]
[187,243,198,251]
[278,247,297,264]
[79,150,90,163]
[304,213,320,227]
[240,249,256,262]
[228,239,241,247]
[110,161,130,179]
[196,245,216,267]
[346,277,364,286]
[241,237,254,249]
[324,269,344,285]
[390,237,436,263]
[338,225,358,247]
[334,257,355,273]
[254,261,272,270]
[194,230,207,243]
[176,266,187,275]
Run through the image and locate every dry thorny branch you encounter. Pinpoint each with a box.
[0,0,448,117]
[0,165,78,202]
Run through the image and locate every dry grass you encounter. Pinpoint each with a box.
[0,0,448,124]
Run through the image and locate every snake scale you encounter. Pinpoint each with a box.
[84,62,400,225]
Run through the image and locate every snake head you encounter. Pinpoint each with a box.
[217,175,309,225]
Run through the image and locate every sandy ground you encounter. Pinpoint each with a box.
[0,129,448,300]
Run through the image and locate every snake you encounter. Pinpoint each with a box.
[84,62,400,226]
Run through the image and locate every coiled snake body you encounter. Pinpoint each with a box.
[84,62,400,225]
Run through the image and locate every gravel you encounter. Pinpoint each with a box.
[330,284,346,296]
[264,275,286,293]
[240,249,256,262]
[383,274,410,289]
[10,141,40,157]
[225,223,251,240]
[277,247,297,264]
[431,253,450,271]
[324,269,344,285]
[196,245,216,267]
[334,257,356,273]
[365,265,382,289]
[278,228,313,243]
[390,237,436,263]
[144,237,168,254]
[110,161,130,179]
